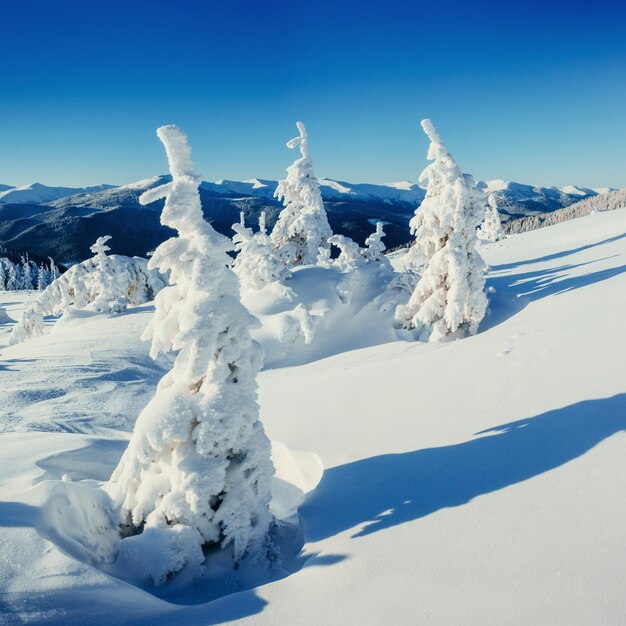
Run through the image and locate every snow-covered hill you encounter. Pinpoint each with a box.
[0,182,115,205]
[1,176,611,213]
[1,208,626,624]
[506,187,626,235]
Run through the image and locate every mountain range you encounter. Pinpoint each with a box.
[0,177,617,264]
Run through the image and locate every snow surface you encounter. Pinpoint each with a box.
[1,209,626,623]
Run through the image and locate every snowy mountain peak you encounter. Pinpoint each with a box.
[0,182,115,205]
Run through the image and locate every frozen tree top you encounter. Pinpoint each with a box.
[90,235,112,257]
[286,121,309,158]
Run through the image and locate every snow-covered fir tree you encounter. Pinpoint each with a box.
[37,264,49,291]
[0,255,58,292]
[327,234,365,271]
[477,195,504,242]
[232,211,291,289]
[362,221,388,262]
[5,262,20,291]
[9,250,163,345]
[271,122,332,266]
[48,257,61,282]
[83,235,132,313]
[395,119,487,341]
[105,125,275,586]
[20,256,35,290]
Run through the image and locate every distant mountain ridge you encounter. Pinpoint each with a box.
[0,182,115,205]
[0,176,619,264]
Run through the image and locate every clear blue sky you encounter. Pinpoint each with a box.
[1,0,624,188]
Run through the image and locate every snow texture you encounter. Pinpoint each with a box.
[395,119,488,341]
[105,125,276,585]
[271,122,333,266]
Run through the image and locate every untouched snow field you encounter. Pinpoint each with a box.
[1,209,626,625]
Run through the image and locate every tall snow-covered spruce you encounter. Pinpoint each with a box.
[395,119,488,341]
[105,125,275,585]
[271,122,332,266]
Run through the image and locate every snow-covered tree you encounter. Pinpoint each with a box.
[327,234,365,271]
[83,235,132,313]
[8,304,44,343]
[9,251,163,344]
[5,262,19,291]
[37,264,49,291]
[395,119,487,341]
[362,221,388,262]
[477,195,504,242]
[232,211,291,290]
[105,125,275,586]
[271,122,332,266]
[49,257,61,282]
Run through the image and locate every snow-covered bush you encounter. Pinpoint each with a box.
[232,211,291,289]
[327,234,365,271]
[7,304,45,344]
[271,122,333,266]
[321,222,391,272]
[362,221,388,262]
[477,196,505,242]
[105,125,275,586]
[395,119,487,342]
[83,235,144,313]
[8,241,164,345]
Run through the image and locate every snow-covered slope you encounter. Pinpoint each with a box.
[1,208,626,625]
[0,182,115,205]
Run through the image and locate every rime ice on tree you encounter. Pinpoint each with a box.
[271,122,332,266]
[477,195,505,242]
[232,211,291,289]
[105,126,275,585]
[395,119,487,341]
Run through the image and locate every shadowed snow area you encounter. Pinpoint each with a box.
[1,209,626,623]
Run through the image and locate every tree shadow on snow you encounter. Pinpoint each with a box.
[482,259,626,331]
[301,395,626,541]
[494,231,626,271]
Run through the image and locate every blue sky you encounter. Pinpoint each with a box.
[1,0,624,188]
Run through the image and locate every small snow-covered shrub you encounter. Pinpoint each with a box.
[105,125,275,586]
[478,196,505,242]
[327,234,365,271]
[271,122,333,266]
[395,119,487,342]
[8,239,164,345]
[232,211,291,289]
